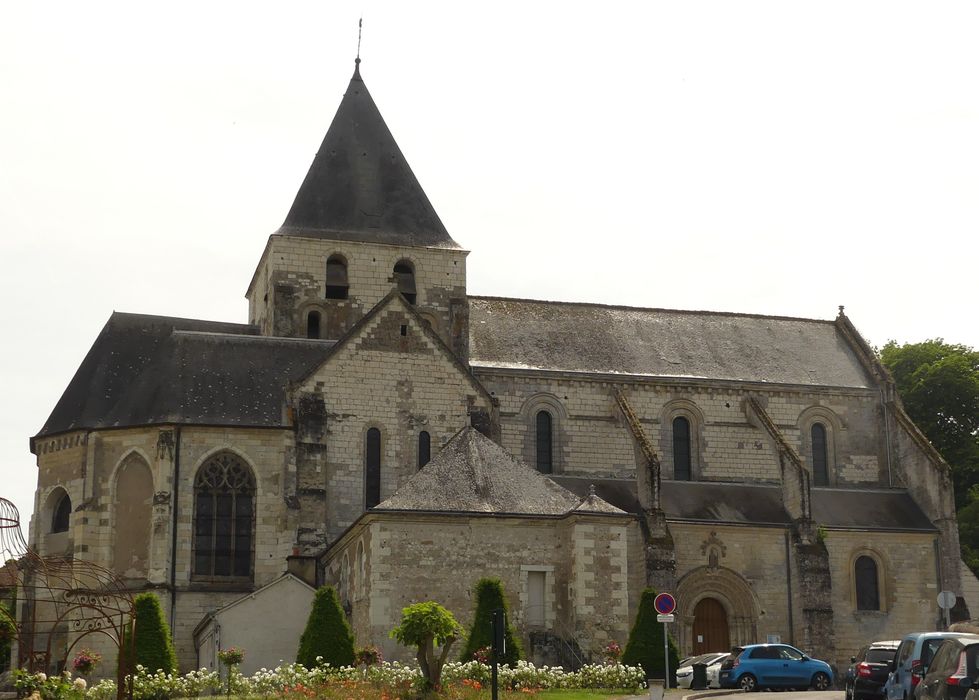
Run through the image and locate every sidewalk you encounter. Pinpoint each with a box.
[622,689,737,700]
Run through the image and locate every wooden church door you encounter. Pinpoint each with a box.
[692,597,730,654]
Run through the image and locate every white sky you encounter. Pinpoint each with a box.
[2,1,977,534]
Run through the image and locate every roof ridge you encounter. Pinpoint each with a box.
[172,330,337,345]
[109,310,257,329]
[468,295,837,324]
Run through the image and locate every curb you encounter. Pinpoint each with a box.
[683,691,742,700]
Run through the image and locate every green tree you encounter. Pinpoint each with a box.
[0,589,14,673]
[124,592,177,674]
[880,339,979,576]
[459,578,522,666]
[296,585,355,669]
[622,588,679,683]
[390,601,463,692]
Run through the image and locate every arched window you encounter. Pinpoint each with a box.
[673,416,692,481]
[811,423,829,486]
[855,555,880,610]
[393,260,416,304]
[536,411,553,474]
[306,311,321,339]
[418,431,431,469]
[193,453,255,579]
[365,428,382,508]
[51,491,71,533]
[325,255,349,300]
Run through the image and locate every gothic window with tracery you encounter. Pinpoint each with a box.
[193,453,255,579]
[855,555,880,610]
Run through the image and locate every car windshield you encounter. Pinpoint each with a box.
[867,648,897,664]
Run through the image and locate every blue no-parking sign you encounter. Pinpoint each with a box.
[653,592,676,615]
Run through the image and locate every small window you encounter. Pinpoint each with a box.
[365,428,381,509]
[394,261,416,304]
[673,416,692,481]
[51,491,71,533]
[855,555,880,610]
[811,423,829,486]
[527,571,546,626]
[306,311,321,339]
[418,431,431,469]
[326,256,349,300]
[535,411,553,474]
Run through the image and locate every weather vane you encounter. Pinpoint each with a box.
[356,17,363,64]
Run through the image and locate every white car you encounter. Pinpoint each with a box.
[675,652,729,689]
[706,653,732,688]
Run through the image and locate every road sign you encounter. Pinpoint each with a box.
[657,614,675,623]
[654,592,677,615]
[938,591,957,609]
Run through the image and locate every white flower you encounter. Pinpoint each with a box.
[74,678,87,690]
[36,673,47,682]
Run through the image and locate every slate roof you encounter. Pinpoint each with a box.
[276,62,460,250]
[553,477,937,531]
[374,427,624,516]
[33,313,334,442]
[468,297,874,388]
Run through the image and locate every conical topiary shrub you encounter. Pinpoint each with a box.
[123,592,177,674]
[459,577,522,666]
[297,585,355,669]
[622,587,680,684]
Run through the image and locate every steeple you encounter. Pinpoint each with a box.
[277,60,460,249]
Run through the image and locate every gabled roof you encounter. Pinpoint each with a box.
[32,313,334,444]
[276,62,460,250]
[374,427,624,516]
[469,297,875,388]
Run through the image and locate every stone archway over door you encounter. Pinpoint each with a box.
[676,565,761,657]
[692,597,730,654]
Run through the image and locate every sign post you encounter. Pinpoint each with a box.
[653,593,677,695]
[937,591,956,629]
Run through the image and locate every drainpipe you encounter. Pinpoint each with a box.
[169,426,181,634]
[784,531,795,644]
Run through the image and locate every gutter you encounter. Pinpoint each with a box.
[169,426,181,633]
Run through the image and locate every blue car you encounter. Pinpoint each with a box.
[719,643,834,691]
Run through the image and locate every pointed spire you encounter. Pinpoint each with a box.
[276,48,459,249]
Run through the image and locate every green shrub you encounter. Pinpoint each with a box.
[123,592,177,674]
[459,578,522,666]
[297,585,355,669]
[621,587,679,683]
[390,601,463,691]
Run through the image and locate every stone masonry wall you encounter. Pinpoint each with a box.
[296,300,492,541]
[247,236,468,352]
[475,371,883,487]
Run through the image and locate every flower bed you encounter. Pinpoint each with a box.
[15,659,645,699]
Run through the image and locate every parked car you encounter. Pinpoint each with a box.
[845,641,900,700]
[886,633,976,700]
[676,652,728,689]
[718,643,834,691]
[915,636,979,700]
[707,653,733,688]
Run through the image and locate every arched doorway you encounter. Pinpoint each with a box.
[692,597,730,654]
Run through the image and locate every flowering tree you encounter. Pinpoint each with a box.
[390,601,463,691]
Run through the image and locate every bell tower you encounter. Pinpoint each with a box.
[246,59,470,361]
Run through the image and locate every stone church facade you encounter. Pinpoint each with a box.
[26,59,977,675]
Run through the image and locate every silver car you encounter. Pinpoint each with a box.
[676,652,729,689]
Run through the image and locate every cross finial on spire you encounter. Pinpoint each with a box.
[838,305,845,317]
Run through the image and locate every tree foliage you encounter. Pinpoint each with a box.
[880,339,979,574]
[459,578,522,666]
[125,592,177,674]
[621,588,679,683]
[297,585,355,669]
[390,601,463,691]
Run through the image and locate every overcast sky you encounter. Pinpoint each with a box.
[2,1,977,535]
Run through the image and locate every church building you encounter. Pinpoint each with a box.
[27,58,978,675]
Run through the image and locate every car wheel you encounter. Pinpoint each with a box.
[811,672,831,691]
[740,674,759,692]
